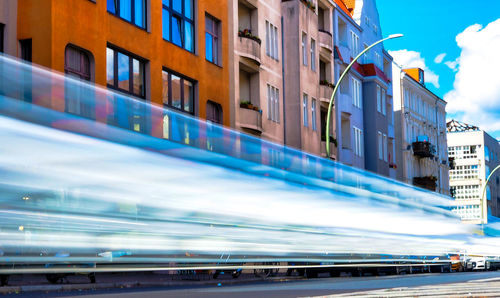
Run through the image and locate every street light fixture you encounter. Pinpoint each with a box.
[325,34,404,157]
[480,164,500,225]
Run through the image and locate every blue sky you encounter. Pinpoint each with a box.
[376,0,500,137]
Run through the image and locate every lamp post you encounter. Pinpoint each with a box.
[480,164,500,224]
[325,34,404,157]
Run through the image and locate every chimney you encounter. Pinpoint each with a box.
[404,68,425,85]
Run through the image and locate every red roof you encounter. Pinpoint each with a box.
[334,0,353,17]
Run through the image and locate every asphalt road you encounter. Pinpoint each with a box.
[15,271,500,298]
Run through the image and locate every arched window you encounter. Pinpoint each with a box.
[64,45,94,118]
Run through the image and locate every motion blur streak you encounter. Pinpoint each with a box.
[0,54,498,270]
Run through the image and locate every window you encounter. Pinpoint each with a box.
[374,52,382,68]
[206,100,222,124]
[378,131,383,160]
[302,32,307,66]
[376,85,381,113]
[353,127,363,157]
[349,31,359,56]
[20,39,32,62]
[485,146,490,162]
[382,88,386,115]
[0,23,4,53]
[351,77,362,108]
[267,84,279,122]
[310,38,316,71]
[266,21,278,60]
[311,98,317,131]
[383,133,388,162]
[162,68,195,115]
[205,14,220,65]
[65,45,94,118]
[162,0,194,52]
[303,94,308,127]
[107,0,146,29]
[106,46,145,98]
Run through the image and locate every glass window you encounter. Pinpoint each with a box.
[205,15,220,65]
[162,0,195,52]
[266,21,279,60]
[311,99,317,131]
[302,33,307,66]
[107,0,147,29]
[206,100,222,124]
[162,69,196,115]
[171,74,182,109]
[106,46,145,98]
[64,45,94,119]
[311,39,316,71]
[303,94,308,127]
[267,84,279,123]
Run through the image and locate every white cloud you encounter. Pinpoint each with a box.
[444,58,459,71]
[444,19,500,134]
[388,49,440,88]
[434,53,447,64]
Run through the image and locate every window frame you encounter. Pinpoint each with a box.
[162,67,197,115]
[162,0,195,53]
[107,0,147,30]
[267,84,279,123]
[206,100,222,124]
[20,39,32,62]
[302,32,307,66]
[106,45,146,99]
[205,13,220,65]
[266,21,279,60]
[310,38,316,71]
[311,98,317,131]
[303,94,308,127]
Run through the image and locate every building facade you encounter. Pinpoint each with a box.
[229,0,338,159]
[447,120,500,224]
[392,66,449,195]
[1,0,230,131]
[333,0,394,175]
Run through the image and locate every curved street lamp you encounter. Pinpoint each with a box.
[325,34,404,157]
[480,164,500,224]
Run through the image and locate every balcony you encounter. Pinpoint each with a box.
[340,147,353,166]
[338,93,352,115]
[413,176,437,192]
[319,84,333,103]
[388,123,394,139]
[239,106,262,134]
[318,30,333,53]
[412,141,436,158]
[237,33,261,65]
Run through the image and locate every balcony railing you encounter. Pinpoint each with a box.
[237,32,261,65]
[413,176,437,191]
[318,30,333,52]
[239,106,262,134]
[412,141,436,158]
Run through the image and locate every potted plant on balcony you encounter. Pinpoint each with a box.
[299,0,316,12]
[320,79,335,89]
[240,100,253,109]
[238,29,262,45]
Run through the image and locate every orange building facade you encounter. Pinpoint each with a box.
[5,0,229,128]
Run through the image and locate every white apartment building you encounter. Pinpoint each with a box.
[392,66,449,195]
[447,120,500,224]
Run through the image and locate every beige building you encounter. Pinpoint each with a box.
[392,66,449,195]
[0,0,17,56]
[229,0,337,159]
[447,120,500,224]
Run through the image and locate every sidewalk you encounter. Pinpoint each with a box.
[0,271,303,295]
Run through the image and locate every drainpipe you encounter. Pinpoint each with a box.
[281,16,286,145]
